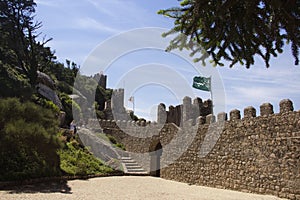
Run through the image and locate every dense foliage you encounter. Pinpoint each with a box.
[0,0,79,99]
[58,138,113,176]
[158,0,300,68]
[0,98,62,181]
[0,0,111,121]
[0,98,113,181]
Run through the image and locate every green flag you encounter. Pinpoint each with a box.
[192,76,211,91]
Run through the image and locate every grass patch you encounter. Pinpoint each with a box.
[106,135,126,151]
[58,138,113,176]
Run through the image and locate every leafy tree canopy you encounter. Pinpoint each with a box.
[158,0,300,68]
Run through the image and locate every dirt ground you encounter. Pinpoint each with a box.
[0,176,287,200]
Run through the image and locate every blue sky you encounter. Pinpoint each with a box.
[35,0,300,121]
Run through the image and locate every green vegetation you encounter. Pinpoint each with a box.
[0,98,62,181]
[107,135,126,151]
[159,0,299,68]
[0,0,111,123]
[0,98,113,181]
[58,138,113,176]
[0,0,115,181]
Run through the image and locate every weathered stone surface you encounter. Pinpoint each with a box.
[88,99,300,199]
[164,97,212,127]
[37,83,62,109]
[260,103,274,116]
[206,114,216,124]
[280,99,294,113]
[230,109,241,121]
[244,106,256,119]
[217,112,227,122]
[157,103,167,124]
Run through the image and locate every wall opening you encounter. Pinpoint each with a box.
[150,142,162,177]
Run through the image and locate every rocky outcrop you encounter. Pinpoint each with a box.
[36,71,62,109]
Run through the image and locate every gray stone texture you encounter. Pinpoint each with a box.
[163,97,212,127]
[88,99,300,200]
[260,103,274,116]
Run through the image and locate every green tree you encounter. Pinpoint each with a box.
[0,0,39,85]
[0,0,59,92]
[158,0,299,68]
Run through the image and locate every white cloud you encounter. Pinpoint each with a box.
[218,59,300,115]
[84,0,169,28]
[76,17,120,34]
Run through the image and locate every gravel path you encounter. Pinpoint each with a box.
[0,176,286,200]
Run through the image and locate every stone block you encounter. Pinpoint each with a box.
[197,116,206,125]
[217,112,227,122]
[206,114,215,124]
[260,103,274,116]
[230,109,241,121]
[244,106,256,119]
[280,99,294,113]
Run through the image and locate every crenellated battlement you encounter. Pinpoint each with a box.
[89,98,298,130]
[86,98,299,199]
[158,96,212,127]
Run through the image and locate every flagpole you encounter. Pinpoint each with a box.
[210,76,213,116]
[133,97,135,114]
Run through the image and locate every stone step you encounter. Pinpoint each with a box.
[121,157,131,160]
[125,172,149,176]
[122,160,137,163]
[124,163,141,167]
[127,168,147,172]
[120,156,148,175]
[126,165,143,170]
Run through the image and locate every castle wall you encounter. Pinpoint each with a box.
[158,97,212,126]
[104,88,130,121]
[161,99,299,200]
[87,99,300,200]
[99,74,107,89]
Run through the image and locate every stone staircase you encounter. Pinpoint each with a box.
[121,156,148,176]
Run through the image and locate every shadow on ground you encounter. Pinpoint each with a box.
[0,180,72,194]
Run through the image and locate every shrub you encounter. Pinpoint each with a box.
[58,139,113,176]
[60,93,82,126]
[107,135,117,144]
[114,143,126,151]
[0,98,62,181]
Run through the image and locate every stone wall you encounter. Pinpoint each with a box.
[93,73,107,89]
[104,88,130,120]
[157,97,212,126]
[161,99,299,200]
[87,99,300,200]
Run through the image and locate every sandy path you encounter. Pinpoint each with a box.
[0,176,286,200]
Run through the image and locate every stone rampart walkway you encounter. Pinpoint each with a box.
[0,176,286,200]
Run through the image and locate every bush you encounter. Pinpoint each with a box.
[33,95,60,114]
[106,135,126,150]
[58,139,113,176]
[0,98,62,181]
[107,135,117,144]
[60,93,82,126]
[114,143,126,151]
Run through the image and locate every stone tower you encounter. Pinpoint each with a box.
[93,73,107,89]
[111,88,128,121]
[157,103,167,124]
[99,74,107,89]
[157,96,212,126]
[182,96,192,122]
